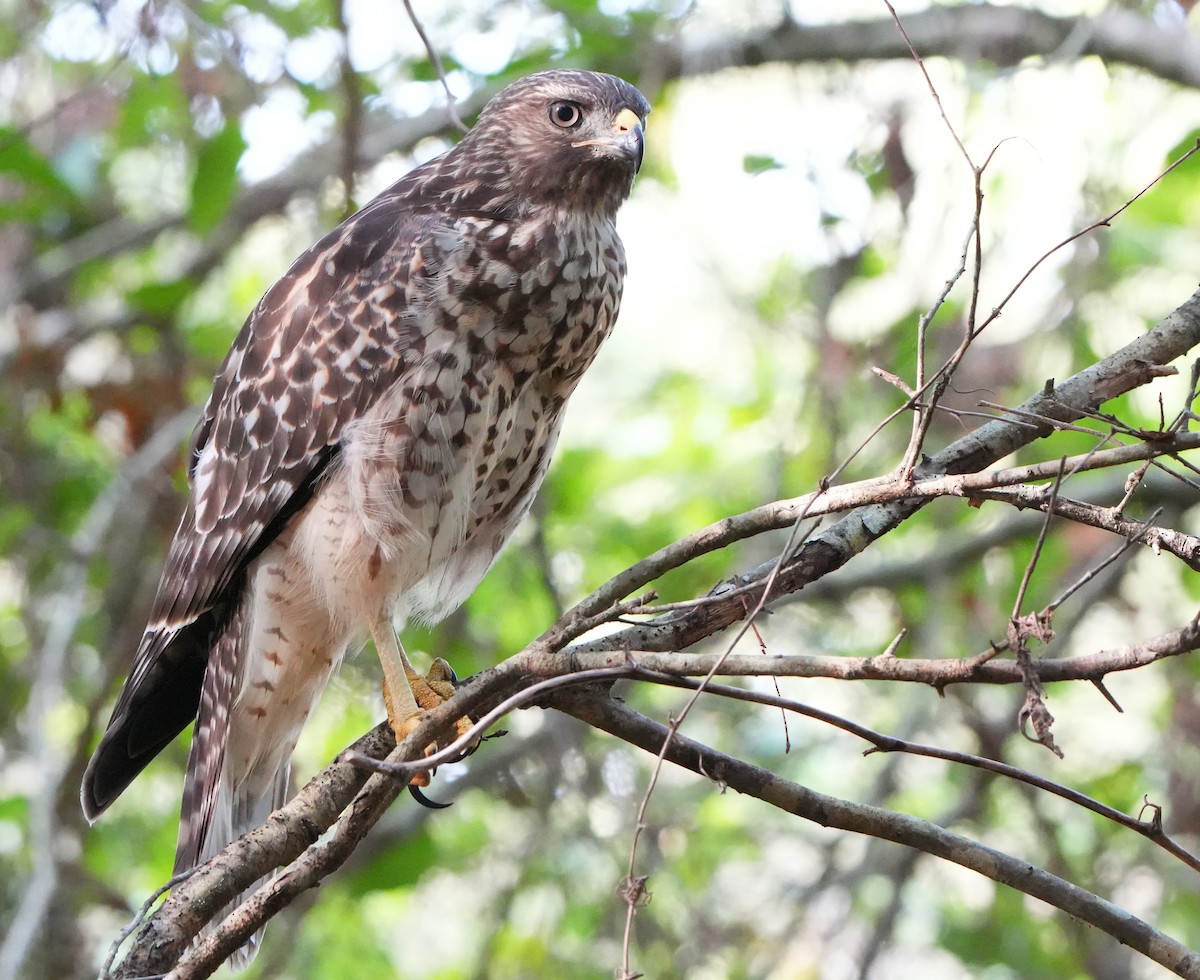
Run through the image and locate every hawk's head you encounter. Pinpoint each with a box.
[450,69,650,219]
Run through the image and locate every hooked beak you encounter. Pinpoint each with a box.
[573,106,646,173]
[611,107,645,173]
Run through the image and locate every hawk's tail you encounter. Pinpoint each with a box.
[175,601,289,972]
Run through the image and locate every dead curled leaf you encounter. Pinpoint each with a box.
[1018,691,1064,759]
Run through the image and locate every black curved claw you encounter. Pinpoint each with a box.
[408,784,453,809]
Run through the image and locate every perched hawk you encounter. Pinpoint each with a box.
[81,67,648,925]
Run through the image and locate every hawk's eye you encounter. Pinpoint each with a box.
[548,101,583,129]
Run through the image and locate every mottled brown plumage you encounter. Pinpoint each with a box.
[81,69,648,958]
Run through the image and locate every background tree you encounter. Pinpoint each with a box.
[5,1,1200,978]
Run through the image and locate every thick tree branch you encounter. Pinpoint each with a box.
[165,759,407,980]
[108,724,393,979]
[562,290,1200,657]
[626,670,1200,868]
[107,666,519,979]
[659,4,1200,90]
[109,608,1200,975]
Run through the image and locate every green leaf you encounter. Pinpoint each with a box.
[187,120,246,234]
[742,153,784,175]
[127,278,194,316]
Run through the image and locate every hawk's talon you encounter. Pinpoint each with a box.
[408,784,453,810]
[383,657,476,790]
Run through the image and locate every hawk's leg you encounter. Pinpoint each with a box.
[370,621,473,787]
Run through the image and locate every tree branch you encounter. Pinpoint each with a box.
[108,723,394,979]
[557,288,1200,658]
[108,605,1200,976]
[659,4,1200,90]
[553,690,1200,980]
[541,618,1200,689]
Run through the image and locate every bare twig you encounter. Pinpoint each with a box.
[1049,507,1160,612]
[1011,458,1065,619]
[975,401,1116,438]
[565,616,1200,688]
[617,494,819,977]
[884,0,973,167]
[400,0,469,133]
[99,870,196,980]
[974,139,1200,343]
[899,218,976,477]
[342,666,633,779]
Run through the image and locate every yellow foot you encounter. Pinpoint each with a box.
[383,658,475,788]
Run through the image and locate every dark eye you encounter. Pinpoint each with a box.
[548,101,582,128]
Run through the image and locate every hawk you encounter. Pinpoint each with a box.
[81,67,649,939]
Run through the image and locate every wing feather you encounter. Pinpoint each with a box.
[166,198,435,624]
[82,192,450,818]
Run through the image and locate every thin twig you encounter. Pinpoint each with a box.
[976,401,1117,439]
[901,213,978,477]
[618,487,822,976]
[883,0,972,167]
[1011,458,1065,619]
[99,871,196,980]
[1049,508,1161,611]
[400,0,469,133]
[971,138,1200,341]
[343,666,634,779]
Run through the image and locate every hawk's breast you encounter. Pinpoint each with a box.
[297,210,626,629]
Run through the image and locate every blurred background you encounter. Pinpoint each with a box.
[4,0,1200,977]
